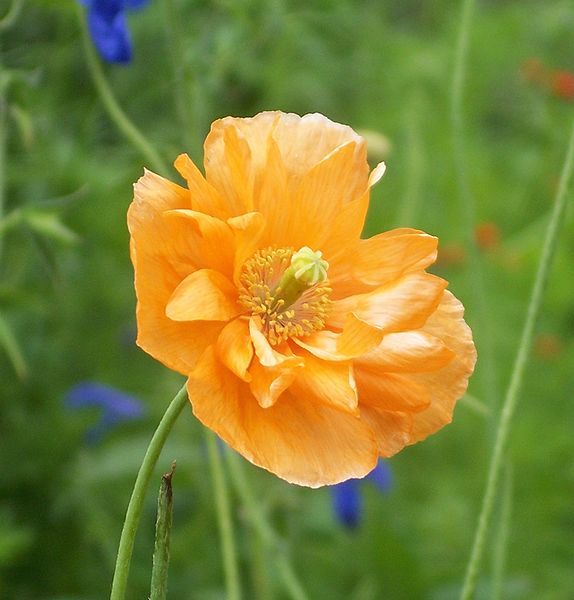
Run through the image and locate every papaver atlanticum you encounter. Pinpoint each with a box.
[128,111,476,487]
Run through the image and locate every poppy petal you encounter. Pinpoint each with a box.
[359,330,454,373]
[216,318,253,382]
[291,351,359,415]
[406,291,477,443]
[329,272,448,333]
[189,346,379,487]
[166,269,239,322]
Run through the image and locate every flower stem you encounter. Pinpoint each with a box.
[450,0,498,409]
[161,0,202,158]
[460,120,574,599]
[491,462,512,600]
[205,431,242,600]
[76,4,169,175]
[110,384,188,600]
[224,450,309,600]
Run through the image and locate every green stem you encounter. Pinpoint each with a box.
[460,120,574,599]
[491,462,512,600]
[205,431,242,600]
[161,0,201,157]
[76,4,169,175]
[110,384,188,600]
[450,0,498,409]
[0,0,24,30]
[395,92,424,227]
[276,555,308,600]
[225,450,309,600]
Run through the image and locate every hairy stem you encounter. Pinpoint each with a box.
[460,121,574,599]
[76,4,169,174]
[205,431,242,600]
[110,384,188,600]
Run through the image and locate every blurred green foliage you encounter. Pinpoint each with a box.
[1,0,573,599]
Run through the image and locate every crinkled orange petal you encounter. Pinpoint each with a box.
[248,318,296,368]
[290,351,359,415]
[166,269,239,322]
[359,406,413,457]
[352,228,438,287]
[406,291,477,443]
[324,161,386,288]
[216,318,253,382]
[165,209,235,278]
[355,369,430,412]
[227,212,266,285]
[275,141,365,250]
[271,112,367,178]
[204,123,254,217]
[359,330,454,373]
[335,313,386,357]
[204,112,372,251]
[128,170,222,373]
[248,355,302,409]
[188,346,379,487]
[293,317,382,362]
[252,132,289,246]
[329,272,448,333]
[173,153,228,219]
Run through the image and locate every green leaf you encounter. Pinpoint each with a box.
[24,211,79,245]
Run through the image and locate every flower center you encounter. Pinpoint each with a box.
[238,246,332,345]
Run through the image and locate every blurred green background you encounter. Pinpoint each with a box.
[1,0,573,598]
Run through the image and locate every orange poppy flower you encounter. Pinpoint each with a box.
[128,111,476,487]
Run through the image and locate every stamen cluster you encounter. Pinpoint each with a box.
[238,247,332,345]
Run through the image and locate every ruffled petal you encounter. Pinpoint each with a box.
[293,316,382,362]
[164,209,234,278]
[248,318,296,367]
[267,141,366,250]
[249,355,302,408]
[329,272,448,334]
[174,154,229,220]
[352,228,438,287]
[188,346,379,487]
[227,212,266,285]
[290,351,359,415]
[354,370,430,412]
[359,331,454,373]
[271,112,367,177]
[166,269,239,322]
[203,112,371,250]
[359,406,413,457]
[216,318,253,382]
[406,291,477,443]
[129,170,222,373]
[203,120,256,217]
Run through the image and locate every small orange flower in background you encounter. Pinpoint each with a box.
[551,70,574,101]
[474,221,501,251]
[128,111,476,487]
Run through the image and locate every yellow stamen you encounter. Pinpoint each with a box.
[238,246,332,345]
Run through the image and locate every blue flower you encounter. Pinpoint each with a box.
[78,0,151,64]
[331,461,393,528]
[65,382,145,444]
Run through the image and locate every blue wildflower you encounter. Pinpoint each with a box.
[65,382,145,444]
[78,0,151,64]
[331,461,392,529]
